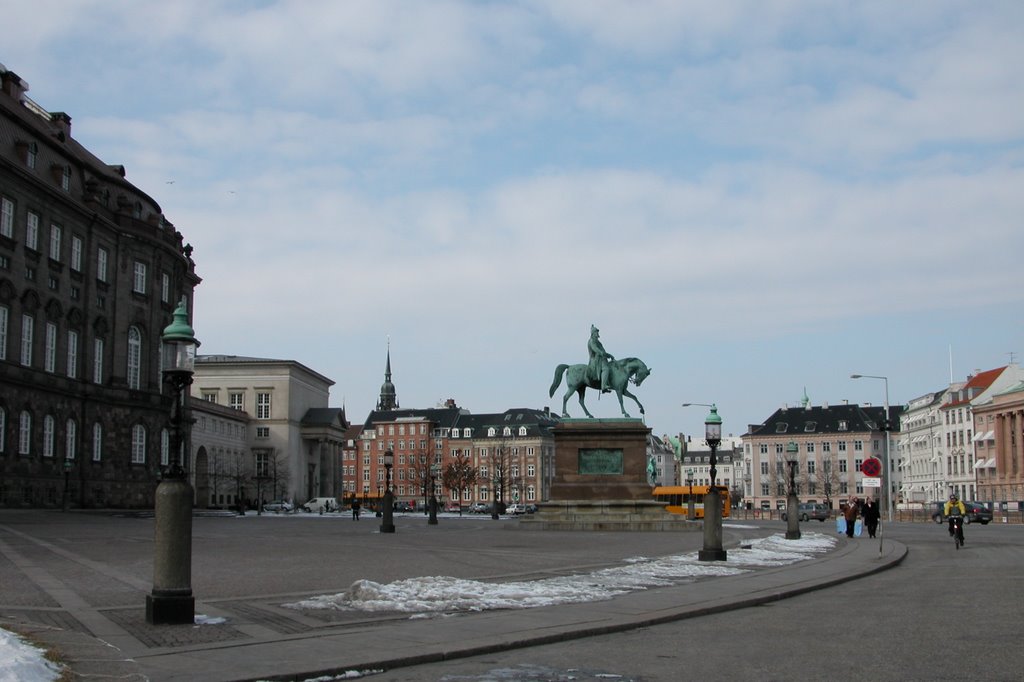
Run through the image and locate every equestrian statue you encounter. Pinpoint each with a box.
[549,325,651,419]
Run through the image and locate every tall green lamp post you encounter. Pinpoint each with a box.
[684,403,727,562]
[785,441,802,540]
[686,468,695,520]
[147,301,199,625]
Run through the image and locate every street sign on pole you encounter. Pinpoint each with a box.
[862,457,882,478]
[862,477,881,488]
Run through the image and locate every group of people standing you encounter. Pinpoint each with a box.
[842,496,881,538]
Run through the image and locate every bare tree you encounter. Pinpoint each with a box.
[485,438,516,515]
[443,452,478,516]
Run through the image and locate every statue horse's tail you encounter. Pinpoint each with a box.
[549,364,569,398]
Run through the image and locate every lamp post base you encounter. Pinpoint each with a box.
[146,591,195,625]
[698,488,727,562]
[698,548,728,561]
[380,491,395,533]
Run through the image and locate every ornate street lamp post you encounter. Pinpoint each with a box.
[685,403,727,562]
[147,301,199,625]
[428,463,440,525]
[380,449,395,533]
[785,440,802,540]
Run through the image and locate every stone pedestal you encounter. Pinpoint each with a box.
[520,419,696,531]
[548,418,653,501]
[146,475,195,624]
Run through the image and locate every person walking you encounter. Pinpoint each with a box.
[861,497,880,538]
[843,497,860,538]
[351,497,361,521]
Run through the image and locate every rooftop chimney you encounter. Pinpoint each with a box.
[1,69,28,101]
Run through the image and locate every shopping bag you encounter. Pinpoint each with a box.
[836,517,847,534]
[854,519,863,537]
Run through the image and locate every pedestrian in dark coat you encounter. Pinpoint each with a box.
[861,497,880,538]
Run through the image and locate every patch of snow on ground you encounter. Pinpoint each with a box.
[0,628,62,682]
[284,532,835,615]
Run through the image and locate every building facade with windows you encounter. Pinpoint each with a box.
[0,66,200,508]
[677,434,743,505]
[973,380,1024,508]
[191,355,347,509]
[742,398,902,512]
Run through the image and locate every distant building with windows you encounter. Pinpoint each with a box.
[191,355,347,508]
[0,65,200,508]
[742,396,902,511]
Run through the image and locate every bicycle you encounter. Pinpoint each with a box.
[949,514,964,550]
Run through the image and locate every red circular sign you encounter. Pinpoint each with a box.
[862,457,882,477]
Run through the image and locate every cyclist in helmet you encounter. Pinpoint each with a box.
[943,494,966,538]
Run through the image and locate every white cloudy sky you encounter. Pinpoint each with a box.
[5,1,1023,436]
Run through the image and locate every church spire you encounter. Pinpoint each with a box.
[376,340,399,411]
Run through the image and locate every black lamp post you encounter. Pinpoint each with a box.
[685,403,727,562]
[61,458,73,512]
[428,463,440,525]
[686,468,695,520]
[147,300,199,625]
[785,440,802,540]
[380,449,395,533]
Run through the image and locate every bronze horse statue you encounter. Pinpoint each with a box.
[549,357,651,419]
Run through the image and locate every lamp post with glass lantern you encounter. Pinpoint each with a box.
[851,373,894,523]
[686,468,695,520]
[146,300,199,625]
[428,463,440,525]
[380,449,395,533]
[684,403,727,562]
[785,440,801,540]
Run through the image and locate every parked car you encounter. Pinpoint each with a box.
[932,501,992,524]
[782,503,830,522]
[468,502,490,514]
[505,503,529,515]
[394,501,414,513]
[444,502,462,513]
[262,500,293,513]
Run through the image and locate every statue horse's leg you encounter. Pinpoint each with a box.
[615,389,631,419]
[622,388,645,416]
[578,387,594,418]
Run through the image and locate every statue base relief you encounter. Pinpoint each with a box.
[518,419,698,531]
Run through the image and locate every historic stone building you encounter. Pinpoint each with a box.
[191,355,348,509]
[742,396,902,512]
[0,66,200,508]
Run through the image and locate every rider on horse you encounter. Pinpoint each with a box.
[587,325,614,393]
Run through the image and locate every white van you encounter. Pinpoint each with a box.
[301,497,337,513]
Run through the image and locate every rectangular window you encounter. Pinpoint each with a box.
[20,314,34,366]
[839,460,848,473]
[71,235,82,271]
[760,462,769,475]
[0,197,13,237]
[759,444,768,454]
[822,441,831,453]
[44,322,57,372]
[97,247,108,282]
[161,272,170,303]
[229,392,243,411]
[131,425,146,464]
[49,223,62,261]
[854,440,863,451]
[66,330,78,378]
[256,392,271,419]
[132,261,146,294]
[838,440,847,452]
[26,212,39,250]
[256,426,270,439]
[61,166,71,192]
[92,338,104,384]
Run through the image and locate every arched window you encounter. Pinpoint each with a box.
[92,423,102,461]
[518,426,527,436]
[19,411,31,454]
[43,415,55,457]
[127,327,141,389]
[503,427,511,437]
[65,418,76,460]
[131,424,146,464]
